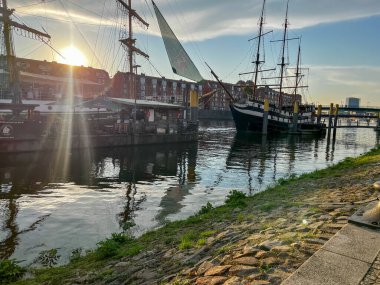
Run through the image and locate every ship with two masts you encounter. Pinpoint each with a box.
[0,0,199,153]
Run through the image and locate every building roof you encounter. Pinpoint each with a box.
[19,71,102,86]
[109,97,184,109]
[77,97,184,110]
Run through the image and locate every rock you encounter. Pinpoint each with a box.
[304,238,326,245]
[325,223,344,229]
[268,269,291,283]
[255,250,270,259]
[220,254,233,265]
[249,281,270,285]
[114,261,129,268]
[224,276,242,285]
[233,257,260,266]
[243,245,260,256]
[204,265,232,276]
[307,221,324,230]
[271,245,291,252]
[262,257,279,266]
[228,265,259,277]
[259,240,283,251]
[247,233,262,242]
[181,246,208,265]
[215,230,233,240]
[163,248,177,259]
[195,276,228,285]
[197,261,214,275]
[135,268,158,281]
[319,214,332,221]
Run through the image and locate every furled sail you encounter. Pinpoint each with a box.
[152,0,203,82]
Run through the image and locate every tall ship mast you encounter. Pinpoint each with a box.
[207,0,325,135]
[251,0,271,99]
[278,0,290,107]
[0,0,50,105]
[116,0,149,105]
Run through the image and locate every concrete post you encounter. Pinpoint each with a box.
[333,104,339,139]
[292,101,299,133]
[262,99,269,135]
[317,105,322,124]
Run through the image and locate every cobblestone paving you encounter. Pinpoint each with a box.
[360,250,380,285]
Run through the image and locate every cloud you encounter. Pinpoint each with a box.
[12,0,380,42]
[308,66,380,105]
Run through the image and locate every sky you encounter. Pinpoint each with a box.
[6,0,380,106]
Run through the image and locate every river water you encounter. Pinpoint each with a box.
[0,125,378,265]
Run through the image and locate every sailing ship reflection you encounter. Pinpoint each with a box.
[0,143,198,260]
[226,133,325,194]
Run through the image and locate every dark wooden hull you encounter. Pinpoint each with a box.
[230,102,325,135]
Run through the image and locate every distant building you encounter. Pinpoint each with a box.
[346,97,360,108]
[0,57,111,100]
[110,72,236,111]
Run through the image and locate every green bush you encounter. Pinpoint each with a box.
[225,190,247,207]
[0,259,25,283]
[197,202,213,215]
[96,233,133,259]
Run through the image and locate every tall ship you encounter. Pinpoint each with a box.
[210,0,325,135]
[0,0,199,153]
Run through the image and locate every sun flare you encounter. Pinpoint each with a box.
[59,46,88,66]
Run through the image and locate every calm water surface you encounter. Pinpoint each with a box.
[0,126,378,265]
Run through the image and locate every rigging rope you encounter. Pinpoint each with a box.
[91,0,108,67]
[57,0,103,68]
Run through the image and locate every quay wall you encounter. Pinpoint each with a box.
[0,132,198,153]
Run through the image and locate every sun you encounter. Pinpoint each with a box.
[59,46,88,66]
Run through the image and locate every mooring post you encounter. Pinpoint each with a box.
[292,101,299,133]
[327,103,334,138]
[262,99,269,135]
[317,105,322,124]
[333,104,339,139]
[189,90,199,122]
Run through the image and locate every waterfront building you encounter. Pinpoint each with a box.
[0,57,238,112]
[346,97,360,108]
[0,57,111,100]
[110,72,236,112]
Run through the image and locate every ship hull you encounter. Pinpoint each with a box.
[230,102,325,135]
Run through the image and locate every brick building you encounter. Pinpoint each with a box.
[110,72,237,111]
[0,57,111,100]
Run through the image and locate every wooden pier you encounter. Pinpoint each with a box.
[317,104,380,132]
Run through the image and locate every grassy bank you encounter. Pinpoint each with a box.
[4,146,380,285]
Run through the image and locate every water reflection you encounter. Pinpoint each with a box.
[0,127,378,265]
[0,143,197,262]
[226,133,325,194]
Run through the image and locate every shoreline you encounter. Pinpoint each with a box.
[6,146,380,285]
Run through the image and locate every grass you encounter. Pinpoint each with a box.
[9,146,380,284]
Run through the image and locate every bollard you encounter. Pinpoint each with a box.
[333,104,339,139]
[292,101,299,133]
[327,103,333,139]
[262,99,269,134]
[189,90,199,122]
[317,105,322,124]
